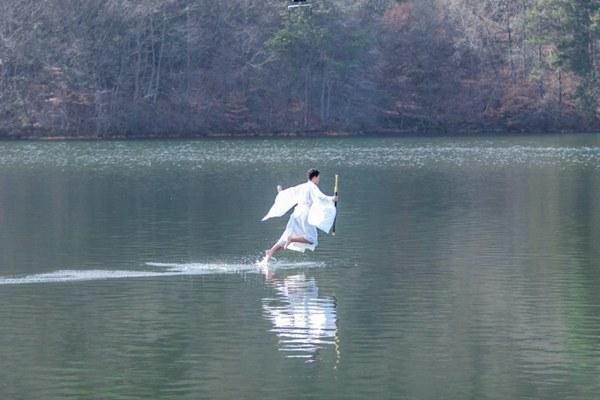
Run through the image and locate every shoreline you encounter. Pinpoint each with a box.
[1,129,599,141]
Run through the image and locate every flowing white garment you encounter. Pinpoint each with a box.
[262,181,336,252]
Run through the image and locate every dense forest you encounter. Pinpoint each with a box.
[1,0,600,138]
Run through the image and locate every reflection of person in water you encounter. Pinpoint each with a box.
[262,273,338,362]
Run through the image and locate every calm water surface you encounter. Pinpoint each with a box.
[1,135,600,399]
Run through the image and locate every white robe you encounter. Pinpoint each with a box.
[262,181,336,252]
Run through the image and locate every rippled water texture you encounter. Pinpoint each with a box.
[0,135,599,399]
[1,135,600,170]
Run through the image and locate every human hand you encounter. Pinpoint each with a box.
[332,195,338,202]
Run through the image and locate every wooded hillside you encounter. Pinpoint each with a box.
[1,0,600,138]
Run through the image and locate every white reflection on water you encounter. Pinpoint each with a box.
[262,273,338,363]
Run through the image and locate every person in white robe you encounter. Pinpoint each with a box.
[262,169,338,262]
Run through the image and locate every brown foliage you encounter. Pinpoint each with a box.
[383,3,416,30]
[1,0,598,138]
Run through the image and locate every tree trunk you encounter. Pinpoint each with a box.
[147,14,156,99]
[538,46,544,98]
[304,66,311,129]
[134,31,143,103]
[558,68,562,105]
[506,0,516,83]
[186,5,191,97]
[154,13,166,104]
[326,80,332,122]
[320,68,326,126]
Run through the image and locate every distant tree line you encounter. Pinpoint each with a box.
[1,0,600,138]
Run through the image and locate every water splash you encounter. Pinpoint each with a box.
[0,260,326,285]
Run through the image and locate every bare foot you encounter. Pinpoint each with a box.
[263,250,272,263]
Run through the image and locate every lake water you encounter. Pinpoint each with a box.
[1,135,600,399]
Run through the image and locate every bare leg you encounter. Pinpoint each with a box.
[264,236,312,263]
[286,236,312,246]
[264,243,284,262]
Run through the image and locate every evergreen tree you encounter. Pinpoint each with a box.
[529,0,600,118]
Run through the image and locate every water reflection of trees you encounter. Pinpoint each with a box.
[262,273,338,363]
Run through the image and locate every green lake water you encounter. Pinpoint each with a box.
[1,135,600,399]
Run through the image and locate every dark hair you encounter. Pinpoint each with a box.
[307,168,320,180]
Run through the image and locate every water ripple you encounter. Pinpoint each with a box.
[1,139,600,170]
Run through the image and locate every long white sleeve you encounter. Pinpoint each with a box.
[309,182,333,203]
[261,184,300,221]
[307,182,336,233]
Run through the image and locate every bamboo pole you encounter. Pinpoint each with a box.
[332,174,339,235]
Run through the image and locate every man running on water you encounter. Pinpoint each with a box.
[261,169,338,263]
